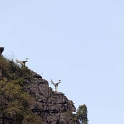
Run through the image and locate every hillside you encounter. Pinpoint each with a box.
[0,47,79,124]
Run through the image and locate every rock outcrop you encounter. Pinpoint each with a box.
[26,71,78,124]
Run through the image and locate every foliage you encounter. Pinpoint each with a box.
[0,55,42,124]
[76,104,88,124]
[23,113,42,124]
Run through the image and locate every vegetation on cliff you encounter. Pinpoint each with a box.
[0,55,42,124]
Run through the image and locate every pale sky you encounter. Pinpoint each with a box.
[0,0,124,124]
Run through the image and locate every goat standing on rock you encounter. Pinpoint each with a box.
[51,79,61,92]
[16,58,28,68]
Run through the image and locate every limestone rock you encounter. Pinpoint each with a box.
[25,71,78,124]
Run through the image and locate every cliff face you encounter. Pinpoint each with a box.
[26,71,78,124]
[0,50,79,124]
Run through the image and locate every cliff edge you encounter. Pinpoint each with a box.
[0,48,79,124]
[26,71,78,124]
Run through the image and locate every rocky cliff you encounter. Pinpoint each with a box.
[0,47,79,124]
[26,71,78,124]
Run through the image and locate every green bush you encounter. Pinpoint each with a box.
[0,55,42,124]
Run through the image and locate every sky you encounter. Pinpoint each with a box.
[0,0,124,123]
